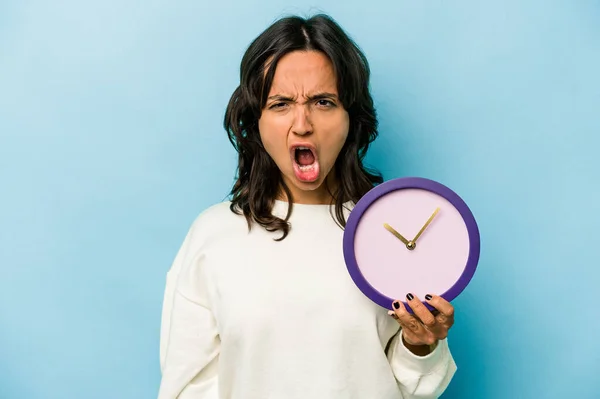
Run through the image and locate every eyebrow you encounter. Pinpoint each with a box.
[267,92,339,102]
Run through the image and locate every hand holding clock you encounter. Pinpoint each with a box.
[388,294,454,352]
[342,177,481,355]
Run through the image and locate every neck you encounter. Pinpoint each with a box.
[283,189,333,205]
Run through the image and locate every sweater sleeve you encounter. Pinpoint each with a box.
[158,229,220,398]
[386,328,457,399]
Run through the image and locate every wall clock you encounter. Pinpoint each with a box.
[343,177,480,312]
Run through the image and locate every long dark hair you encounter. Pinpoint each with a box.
[224,13,383,240]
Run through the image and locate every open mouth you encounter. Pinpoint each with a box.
[290,144,320,183]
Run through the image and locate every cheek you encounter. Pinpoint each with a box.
[258,117,289,168]
[323,114,349,160]
[258,117,290,159]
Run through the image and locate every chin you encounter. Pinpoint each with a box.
[285,170,332,195]
[294,179,325,191]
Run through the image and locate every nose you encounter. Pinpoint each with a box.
[290,106,313,136]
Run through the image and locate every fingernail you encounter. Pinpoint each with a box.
[425,294,432,300]
[393,301,400,309]
[406,293,414,301]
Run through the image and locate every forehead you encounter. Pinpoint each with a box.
[268,50,338,95]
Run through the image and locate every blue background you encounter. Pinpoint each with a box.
[1,1,599,398]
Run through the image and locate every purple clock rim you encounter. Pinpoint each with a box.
[343,176,481,312]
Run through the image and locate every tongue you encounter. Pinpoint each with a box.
[297,149,315,165]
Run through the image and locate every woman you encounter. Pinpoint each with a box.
[158,13,457,399]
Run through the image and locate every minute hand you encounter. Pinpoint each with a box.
[412,207,440,243]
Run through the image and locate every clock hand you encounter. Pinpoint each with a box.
[383,223,413,249]
[412,207,441,243]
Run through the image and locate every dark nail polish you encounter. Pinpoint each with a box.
[406,293,414,301]
[393,301,400,309]
[425,294,432,300]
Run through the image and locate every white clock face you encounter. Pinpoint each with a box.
[352,188,471,301]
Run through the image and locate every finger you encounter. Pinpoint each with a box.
[405,293,436,329]
[392,300,423,335]
[393,300,437,346]
[424,294,454,320]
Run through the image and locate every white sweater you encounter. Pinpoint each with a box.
[158,200,457,399]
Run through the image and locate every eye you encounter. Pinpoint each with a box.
[316,99,335,108]
[269,102,288,110]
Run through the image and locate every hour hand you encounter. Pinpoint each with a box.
[383,223,410,246]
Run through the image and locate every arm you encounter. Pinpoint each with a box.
[386,295,458,398]
[158,230,220,398]
[386,328,456,399]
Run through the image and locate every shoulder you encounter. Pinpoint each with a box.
[165,200,244,275]
[191,200,239,226]
[185,200,247,244]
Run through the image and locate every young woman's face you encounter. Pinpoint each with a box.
[258,50,349,204]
